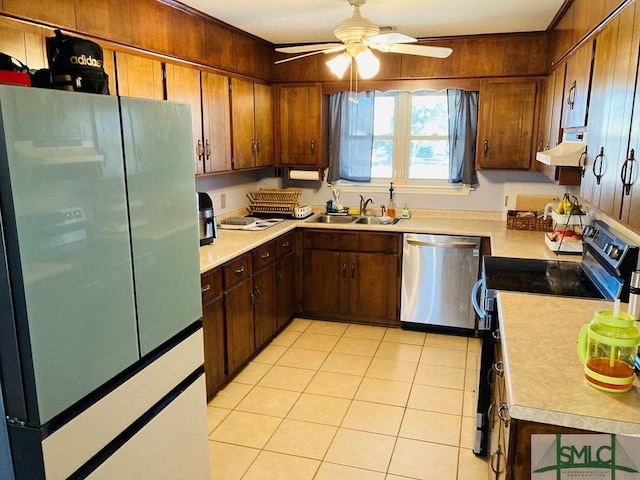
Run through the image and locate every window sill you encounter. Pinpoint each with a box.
[335,183,474,196]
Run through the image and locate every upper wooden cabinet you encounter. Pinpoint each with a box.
[476,78,539,170]
[129,0,173,55]
[166,63,233,175]
[3,0,76,30]
[561,40,595,129]
[115,51,163,100]
[75,0,132,45]
[231,78,274,170]
[276,83,329,168]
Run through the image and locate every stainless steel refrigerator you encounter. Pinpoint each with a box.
[0,85,209,479]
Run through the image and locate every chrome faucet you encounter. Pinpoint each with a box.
[359,195,374,216]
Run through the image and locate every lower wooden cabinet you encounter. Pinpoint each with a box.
[200,268,225,401]
[301,229,401,326]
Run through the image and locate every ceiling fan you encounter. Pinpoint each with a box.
[274,0,453,79]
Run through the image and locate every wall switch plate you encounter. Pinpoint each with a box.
[220,193,226,209]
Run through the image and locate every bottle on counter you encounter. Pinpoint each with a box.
[387,182,396,218]
[628,270,640,320]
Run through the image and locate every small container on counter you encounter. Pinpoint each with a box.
[628,270,640,320]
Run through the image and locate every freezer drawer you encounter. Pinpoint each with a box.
[401,233,481,331]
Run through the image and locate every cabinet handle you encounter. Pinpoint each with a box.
[351,263,356,279]
[493,360,504,377]
[498,403,511,428]
[254,286,261,302]
[620,149,635,196]
[593,146,605,185]
[205,139,211,160]
[567,80,576,110]
[201,284,211,293]
[256,139,261,155]
[196,139,204,158]
[310,139,316,155]
[492,329,500,340]
[281,241,290,248]
[342,263,347,278]
[579,148,587,177]
[483,140,489,157]
[251,139,257,157]
[276,271,282,286]
[488,402,496,427]
[537,141,544,152]
[261,252,270,260]
[235,266,245,275]
[250,290,255,308]
[491,446,505,474]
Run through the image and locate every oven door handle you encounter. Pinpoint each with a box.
[472,278,486,318]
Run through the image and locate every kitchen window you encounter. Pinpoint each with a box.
[328,89,479,191]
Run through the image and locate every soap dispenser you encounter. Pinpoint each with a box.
[387,182,396,218]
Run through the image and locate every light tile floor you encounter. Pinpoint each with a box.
[207,319,491,480]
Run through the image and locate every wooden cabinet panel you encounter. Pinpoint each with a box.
[276,252,297,329]
[224,278,254,375]
[101,47,116,96]
[347,252,399,324]
[165,63,204,174]
[204,20,234,71]
[477,79,539,170]
[253,240,276,271]
[171,9,206,64]
[561,40,594,129]
[223,254,252,290]
[201,71,232,173]
[75,0,132,45]
[231,78,256,170]
[277,83,327,168]
[4,0,76,29]
[253,264,277,349]
[115,51,163,100]
[254,82,274,167]
[201,268,225,400]
[129,0,172,54]
[302,249,346,316]
[0,18,48,70]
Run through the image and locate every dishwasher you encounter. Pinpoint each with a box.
[401,233,481,332]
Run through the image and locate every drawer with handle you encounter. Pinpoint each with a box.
[200,268,223,304]
[253,240,276,270]
[223,253,253,290]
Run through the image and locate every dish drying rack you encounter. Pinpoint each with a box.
[246,188,312,218]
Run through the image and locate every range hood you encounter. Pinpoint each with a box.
[536,131,586,167]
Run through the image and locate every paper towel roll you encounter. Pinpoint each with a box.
[289,170,320,181]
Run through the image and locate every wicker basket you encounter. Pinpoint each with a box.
[506,210,553,231]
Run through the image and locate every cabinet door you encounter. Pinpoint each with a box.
[276,252,297,329]
[115,52,163,100]
[201,269,225,400]
[231,77,257,170]
[201,71,232,173]
[279,84,323,167]
[477,79,538,169]
[165,63,204,174]
[348,252,399,324]
[3,0,76,30]
[302,249,346,316]
[254,83,274,167]
[225,278,254,375]
[561,40,594,129]
[253,264,277,350]
[75,0,133,45]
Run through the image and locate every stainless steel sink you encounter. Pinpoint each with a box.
[309,214,356,224]
[353,216,402,225]
[308,214,402,225]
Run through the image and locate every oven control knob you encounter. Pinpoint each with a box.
[609,245,621,260]
[604,243,613,255]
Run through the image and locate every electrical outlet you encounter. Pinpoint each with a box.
[220,193,226,209]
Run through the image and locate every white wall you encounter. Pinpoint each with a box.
[196,168,570,216]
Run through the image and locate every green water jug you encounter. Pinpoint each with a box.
[577,310,640,392]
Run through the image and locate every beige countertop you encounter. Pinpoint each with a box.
[199,209,576,273]
[497,291,640,435]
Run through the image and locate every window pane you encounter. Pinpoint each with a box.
[409,139,449,179]
[411,93,448,136]
[371,139,393,178]
[373,95,395,136]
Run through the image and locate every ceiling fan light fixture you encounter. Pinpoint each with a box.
[327,53,351,79]
[355,47,379,79]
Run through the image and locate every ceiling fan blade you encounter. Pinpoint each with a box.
[275,43,345,54]
[274,45,346,65]
[365,32,417,47]
[386,43,453,58]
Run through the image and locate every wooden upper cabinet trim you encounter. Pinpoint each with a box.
[204,20,234,71]
[75,0,133,45]
[171,9,206,64]
[3,0,76,30]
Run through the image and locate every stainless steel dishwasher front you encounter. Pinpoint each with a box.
[401,233,481,332]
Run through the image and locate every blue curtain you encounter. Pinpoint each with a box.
[328,91,375,183]
[447,89,479,185]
